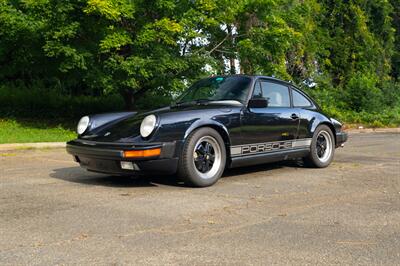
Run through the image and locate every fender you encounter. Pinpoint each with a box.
[330,118,343,132]
[183,119,230,141]
[308,113,336,137]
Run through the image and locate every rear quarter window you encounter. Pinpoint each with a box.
[292,89,313,107]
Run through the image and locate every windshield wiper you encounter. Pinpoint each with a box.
[172,98,243,107]
[172,99,212,107]
[194,99,212,104]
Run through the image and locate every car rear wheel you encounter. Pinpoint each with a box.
[304,125,335,168]
[178,127,226,187]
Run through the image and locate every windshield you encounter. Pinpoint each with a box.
[177,76,252,104]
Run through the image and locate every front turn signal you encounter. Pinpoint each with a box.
[123,148,161,158]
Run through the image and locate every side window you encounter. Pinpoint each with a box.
[292,89,312,107]
[254,81,290,107]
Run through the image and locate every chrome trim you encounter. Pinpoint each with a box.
[292,139,312,148]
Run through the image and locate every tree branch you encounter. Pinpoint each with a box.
[207,33,231,55]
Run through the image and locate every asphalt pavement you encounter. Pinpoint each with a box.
[1,132,399,265]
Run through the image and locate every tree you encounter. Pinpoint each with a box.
[1,0,217,108]
[317,0,395,85]
[0,0,398,116]
[389,0,399,80]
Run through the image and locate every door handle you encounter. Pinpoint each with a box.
[291,113,299,120]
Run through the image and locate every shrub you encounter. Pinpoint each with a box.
[302,75,400,127]
[381,80,400,108]
[0,85,125,119]
[0,84,175,119]
[344,72,383,112]
[135,89,174,111]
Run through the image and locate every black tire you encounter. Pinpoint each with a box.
[304,125,335,168]
[177,127,226,187]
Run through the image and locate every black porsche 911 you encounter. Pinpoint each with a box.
[67,75,348,187]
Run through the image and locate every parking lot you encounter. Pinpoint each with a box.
[1,131,399,265]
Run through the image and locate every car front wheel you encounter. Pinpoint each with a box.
[304,125,335,168]
[178,127,226,187]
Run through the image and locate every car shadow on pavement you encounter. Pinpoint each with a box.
[222,160,302,178]
[51,160,302,188]
[50,167,186,188]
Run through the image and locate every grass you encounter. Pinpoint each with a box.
[0,119,76,144]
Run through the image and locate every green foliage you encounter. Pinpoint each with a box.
[0,0,399,127]
[0,85,124,119]
[84,0,135,21]
[0,84,173,119]
[345,72,383,112]
[390,0,400,80]
[381,80,400,107]
[318,0,395,85]
[303,75,400,127]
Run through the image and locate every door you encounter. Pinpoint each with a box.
[291,87,316,139]
[239,80,300,148]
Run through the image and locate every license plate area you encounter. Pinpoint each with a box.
[79,157,120,172]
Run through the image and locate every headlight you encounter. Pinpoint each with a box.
[140,114,157,138]
[77,116,90,135]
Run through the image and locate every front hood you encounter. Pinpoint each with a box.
[80,101,242,143]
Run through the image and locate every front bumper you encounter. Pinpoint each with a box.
[335,132,348,147]
[66,139,182,175]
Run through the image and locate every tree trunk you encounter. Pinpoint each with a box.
[227,24,236,75]
[121,89,135,111]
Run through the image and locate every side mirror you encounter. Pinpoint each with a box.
[248,98,268,108]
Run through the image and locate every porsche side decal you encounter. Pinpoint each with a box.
[230,138,312,157]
